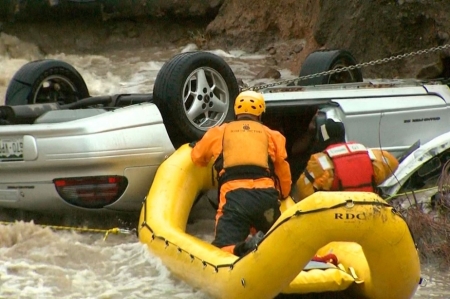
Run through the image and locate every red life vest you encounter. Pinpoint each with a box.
[325,142,375,192]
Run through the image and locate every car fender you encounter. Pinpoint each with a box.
[379,130,450,196]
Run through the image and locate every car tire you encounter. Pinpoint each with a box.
[153,51,239,148]
[5,59,90,106]
[298,49,363,86]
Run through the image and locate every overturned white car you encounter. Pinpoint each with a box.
[1,49,449,218]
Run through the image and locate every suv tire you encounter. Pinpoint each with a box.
[298,49,363,85]
[153,51,239,148]
[5,59,90,106]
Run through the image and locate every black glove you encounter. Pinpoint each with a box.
[233,231,265,256]
[188,141,198,148]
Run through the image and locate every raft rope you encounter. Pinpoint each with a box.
[0,221,136,241]
[139,198,397,271]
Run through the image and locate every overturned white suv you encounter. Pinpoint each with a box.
[0,49,448,218]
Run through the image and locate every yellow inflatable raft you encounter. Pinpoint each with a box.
[138,144,421,299]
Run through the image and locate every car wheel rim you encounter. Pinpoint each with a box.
[182,67,230,131]
[327,61,358,84]
[32,75,78,104]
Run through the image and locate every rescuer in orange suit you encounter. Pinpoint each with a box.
[297,118,399,201]
[191,90,292,256]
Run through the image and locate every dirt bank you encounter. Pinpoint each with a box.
[206,0,450,79]
[1,0,450,79]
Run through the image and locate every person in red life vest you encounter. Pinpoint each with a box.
[297,118,399,201]
[191,90,292,256]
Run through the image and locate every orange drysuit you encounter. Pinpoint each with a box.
[191,120,291,256]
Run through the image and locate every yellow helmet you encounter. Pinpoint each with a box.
[234,91,266,116]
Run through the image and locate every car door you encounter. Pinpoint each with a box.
[331,89,448,157]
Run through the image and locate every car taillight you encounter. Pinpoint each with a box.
[53,176,128,209]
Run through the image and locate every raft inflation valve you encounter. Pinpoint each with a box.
[345,199,355,208]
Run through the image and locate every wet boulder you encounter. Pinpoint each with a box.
[0,0,225,22]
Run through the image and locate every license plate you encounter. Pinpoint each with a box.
[0,138,23,161]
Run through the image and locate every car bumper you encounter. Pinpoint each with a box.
[0,103,175,212]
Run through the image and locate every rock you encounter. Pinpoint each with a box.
[265,56,278,66]
[189,31,208,49]
[126,28,139,38]
[437,31,449,42]
[0,32,44,60]
[293,44,304,53]
[267,47,276,55]
[48,0,59,6]
[210,0,222,9]
[0,0,226,21]
[255,67,281,79]
[145,0,225,18]
[416,62,444,79]
[236,78,248,89]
